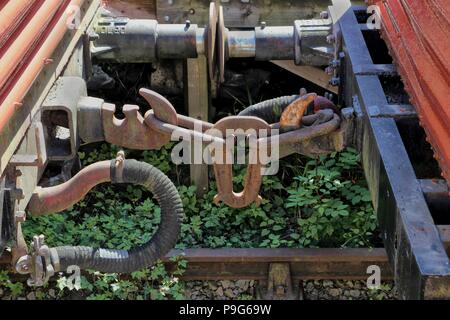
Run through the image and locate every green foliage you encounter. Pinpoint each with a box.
[24,145,378,250]
[19,143,378,300]
[285,149,377,247]
[0,270,24,298]
[367,284,397,300]
[53,258,186,300]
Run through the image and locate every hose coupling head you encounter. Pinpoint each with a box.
[15,235,59,287]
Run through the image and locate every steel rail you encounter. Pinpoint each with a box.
[163,248,393,281]
[2,225,449,281]
[0,248,391,280]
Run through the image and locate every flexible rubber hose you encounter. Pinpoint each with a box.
[238,95,299,123]
[52,160,184,273]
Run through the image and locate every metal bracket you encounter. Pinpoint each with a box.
[9,123,47,168]
[42,77,87,161]
[16,235,56,287]
[102,89,178,150]
[257,263,303,300]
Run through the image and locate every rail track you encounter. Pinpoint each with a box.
[2,224,449,293]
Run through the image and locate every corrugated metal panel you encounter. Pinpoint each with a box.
[0,0,85,134]
[370,0,450,184]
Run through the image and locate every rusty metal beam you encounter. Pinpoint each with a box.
[162,248,393,281]
[2,248,390,280]
[3,238,449,281]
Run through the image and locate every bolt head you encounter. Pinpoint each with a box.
[331,59,340,68]
[88,32,100,41]
[320,11,329,19]
[329,77,340,86]
[325,67,334,75]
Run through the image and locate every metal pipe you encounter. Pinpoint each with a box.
[196,27,206,56]
[226,27,294,60]
[28,160,111,216]
[93,18,158,62]
[0,0,85,134]
[228,30,256,58]
[92,18,204,62]
[0,0,36,40]
[255,26,294,60]
[156,24,198,59]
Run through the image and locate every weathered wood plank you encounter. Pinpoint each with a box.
[106,0,156,19]
[271,60,338,94]
[157,0,330,27]
[185,56,209,196]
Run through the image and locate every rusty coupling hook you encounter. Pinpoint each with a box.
[140,89,342,209]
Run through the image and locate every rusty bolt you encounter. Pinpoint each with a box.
[320,11,329,19]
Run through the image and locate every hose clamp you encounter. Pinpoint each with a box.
[113,150,125,183]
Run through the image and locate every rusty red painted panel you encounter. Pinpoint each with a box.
[370,0,450,184]
[0,0,85,134]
